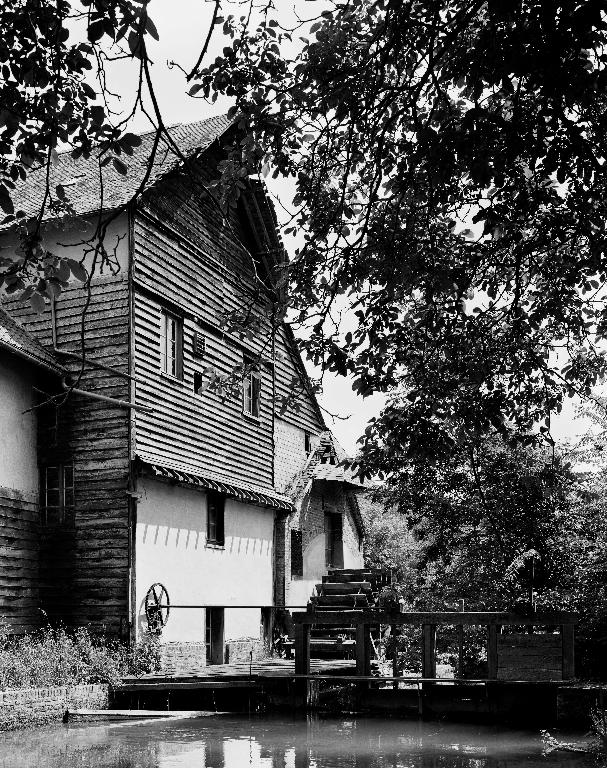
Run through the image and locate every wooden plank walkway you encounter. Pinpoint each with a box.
[121,658,356,691]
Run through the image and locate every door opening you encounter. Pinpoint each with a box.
[205,607,224,665]
[325,512,344,568]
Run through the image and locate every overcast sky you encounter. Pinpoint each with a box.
[97,0,589,454]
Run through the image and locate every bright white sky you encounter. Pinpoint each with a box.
[97,0,589,453]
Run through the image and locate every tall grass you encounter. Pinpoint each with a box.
[0,622,160,690]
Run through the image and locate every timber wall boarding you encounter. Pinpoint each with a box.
[0,154,334,640]
[132,162,325,490]
[3,218,132,635]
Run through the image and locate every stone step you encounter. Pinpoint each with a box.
[323,573,376,584]
[317,582,372,594]
[312,594,370,607]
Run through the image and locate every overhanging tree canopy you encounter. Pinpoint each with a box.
[3,1,607,469]
[194,0,607,469]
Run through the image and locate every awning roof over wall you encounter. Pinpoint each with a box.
[136,456,294,512]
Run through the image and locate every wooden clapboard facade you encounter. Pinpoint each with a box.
[2,224,132,635]
[0,116,365,654]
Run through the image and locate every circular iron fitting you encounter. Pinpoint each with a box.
[144,583,170,633]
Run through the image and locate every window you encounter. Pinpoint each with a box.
[40,464,75,526]
[207,492,225,546]
[304,431,312,455]
[160,310,183,379]
[243,359,261,418]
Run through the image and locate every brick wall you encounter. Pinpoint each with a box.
[159,642,207,672]
[225,639,267,663]
[275,420,309,493]
[0,684,108,730]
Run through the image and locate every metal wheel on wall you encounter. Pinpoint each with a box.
[144,583,170,634]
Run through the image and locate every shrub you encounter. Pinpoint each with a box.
[0,623,160,690]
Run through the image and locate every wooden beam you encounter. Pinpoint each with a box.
[292,610,578,626]
[422,624,436,679]
[562,624,575,680]
[487,624,499,680]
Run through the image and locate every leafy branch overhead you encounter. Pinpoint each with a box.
[4,1,607,468]
[192,0,607,468]
[0,0,156,304]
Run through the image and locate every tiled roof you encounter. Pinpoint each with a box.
[10,114,234,222]
[136,452,294,512]
[0,306,61,372]
[312,461,365,486]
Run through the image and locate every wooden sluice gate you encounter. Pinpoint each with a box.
[291,608,579,722]
[115,607,582,724]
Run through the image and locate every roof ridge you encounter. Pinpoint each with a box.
[46,115,223,162]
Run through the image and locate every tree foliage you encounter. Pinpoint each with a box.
[0,0,161,303]
[4,1,607,465]
[195,0,607,466]
[364,433,607,677]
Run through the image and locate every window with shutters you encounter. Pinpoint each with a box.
[160,310,183,379]
[207,492,225,546]
[40,464,75,526]
[242,358,261,418]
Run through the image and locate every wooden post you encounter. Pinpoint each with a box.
[356,623,371,677]
[487,624,498,680]
[457,624,464,679]
[392,625,399,690]
[562,624,575,680]
[422,624,436,679]
[457,598,464,679]
[295,623,310,676]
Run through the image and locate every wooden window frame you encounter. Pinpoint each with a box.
[242,359,261,419]
[206,491,225,546]
[40,464,75,526]
[160,309,184,380]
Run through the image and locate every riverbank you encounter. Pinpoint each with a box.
[0,625,159,730]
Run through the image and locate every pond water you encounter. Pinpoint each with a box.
[0,715,595,768]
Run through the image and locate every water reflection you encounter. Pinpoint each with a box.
[0,715,595,768]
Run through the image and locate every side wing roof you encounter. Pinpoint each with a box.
[0,306,61,373]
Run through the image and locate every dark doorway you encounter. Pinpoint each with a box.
[205,607,224,665]
[324,512,343,568]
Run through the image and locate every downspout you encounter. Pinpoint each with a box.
[61,377,153,414]
[52,285,151,414]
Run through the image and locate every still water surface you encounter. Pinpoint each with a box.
[0,715,595,768]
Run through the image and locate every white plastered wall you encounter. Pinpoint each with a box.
[135,477,275,644]
[0,355,38,499]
